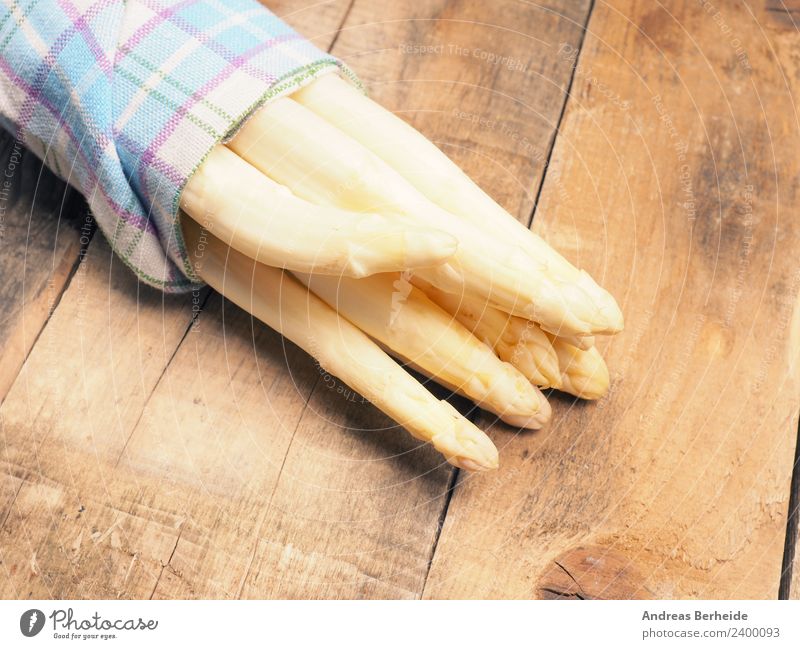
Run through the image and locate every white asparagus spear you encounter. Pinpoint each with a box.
[557,333,595,351]
[228,98,618,336]
[180,146,457,278]
[180,214,498,471]
[295,271,550,429]
[413,278,561,389]
[416,279,609,398]
[292,74,623,335]
[547,336,610,400]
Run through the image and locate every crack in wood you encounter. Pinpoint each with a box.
[148,524,184,600]
[540,586,586,600]
[420,463,459,597]
[554,559,589,599]
[779,418,800,598]
[527,0,596,229]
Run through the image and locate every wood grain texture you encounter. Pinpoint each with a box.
[0,0,354,599]
[423,0,800,599]
[267,0,353,45]
[0,235,196,597]
[764,0,800,601]
[155,0,593,600]
[0,133,87,404]
[0,0,591,599]
[1,0,798,601]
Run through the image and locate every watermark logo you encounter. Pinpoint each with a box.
[20,609,45,637]
[16,607,159,640]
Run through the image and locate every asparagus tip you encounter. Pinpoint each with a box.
[601,301,625,333]
[455,453,499,472]
[559,345,610,400]
[432,411,499,472]
[405,229,459,267]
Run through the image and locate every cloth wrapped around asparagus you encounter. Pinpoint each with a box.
[179,74,622,472]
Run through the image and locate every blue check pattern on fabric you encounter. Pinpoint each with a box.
[0,0,353,291]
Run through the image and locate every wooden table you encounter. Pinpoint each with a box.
[1,0,799,599]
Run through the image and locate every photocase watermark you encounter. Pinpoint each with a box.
[19,607,158,641]
[751,267,800,394]
[448,104,574,208]
[20,609,45,637]
[640,313,706,432]
[1,136,24,254]
[4,135,23,175]
[398,41,529,72]
[72,210,95,329]
[508,317,544,369]
[307,334,371,405]
[0,137,24,248]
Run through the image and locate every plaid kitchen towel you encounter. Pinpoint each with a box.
[0,0,356,291]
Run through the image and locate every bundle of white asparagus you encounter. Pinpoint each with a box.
[178,74,622,472]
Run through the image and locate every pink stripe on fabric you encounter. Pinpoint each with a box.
[155,9,275,81]
[115,130,183,186]
[116,0,195,60]
[15,0,117,136]
[56,0,115,76]
[0,59,161,235]
[139,32,299,180]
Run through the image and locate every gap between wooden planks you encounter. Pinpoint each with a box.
[161,0,593,599]
[0,0,590,598]
[766,0,800,601]
[0,136,87,405]
[1,0,798,600]
[0,0,352,598]
[0,5,352,412]
[424,0,800,599]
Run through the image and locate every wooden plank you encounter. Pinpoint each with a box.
[0,0,353,599]
[0,132,86,403]
[764,0,800,601]
[111,0,595,599]
[0,235,195,597]
[424,0,800,599]
[783,424,799,599]
[267,0,353,46]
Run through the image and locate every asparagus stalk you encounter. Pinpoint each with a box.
[228,98,618,336]
[417,279,609,399]
[180,146,457,278]
[413,278,561,389]
[292,74,623,335]
[548,336,610,400]
[180,214,499,471]
[557,333,595,351]
[295,272,551,429]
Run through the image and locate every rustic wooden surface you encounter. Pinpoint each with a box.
[1,0,799,600]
